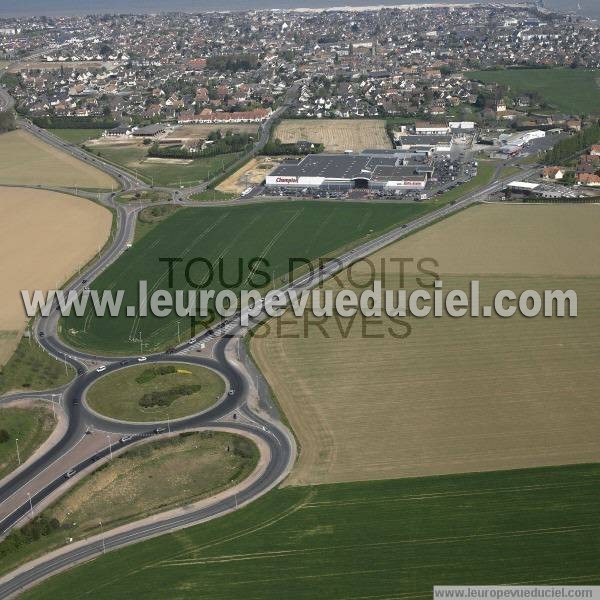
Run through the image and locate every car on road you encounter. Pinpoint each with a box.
[39,332,45,338]
[137,356,147,362]
[96,365,107,373]
[120,360,129,366]
[72,399,79,405]
[154,427,167,434]
[228,389,235,396]
[188,338,197,344]
[120,435,134,443]
[64,469,77,479]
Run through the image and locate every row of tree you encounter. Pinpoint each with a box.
[32,116,117,130]
[543,120,600,165]
[262,139,324,156]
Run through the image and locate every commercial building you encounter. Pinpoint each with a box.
[266,150,431,191]
[507,180,581,198]
[132,123,169,137]
[496,129,546,155]
[414,121,450,135]
[396,134,453,154]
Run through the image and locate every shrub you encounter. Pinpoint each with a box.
[135,365,177,384]
[0,515,61,558]
[138,384,202,408]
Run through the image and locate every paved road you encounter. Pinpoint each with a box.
[0,73,543,597]
[18,120,143,193]
[0,100,299,597]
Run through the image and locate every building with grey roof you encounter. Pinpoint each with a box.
[266,151,431,191]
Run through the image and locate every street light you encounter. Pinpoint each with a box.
[15,438,20,466]
[26,492,33,518]
[99,519,106,554]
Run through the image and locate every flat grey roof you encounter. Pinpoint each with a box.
[134,123,168,135]
[398,135,453,146]
[270,153,427,181]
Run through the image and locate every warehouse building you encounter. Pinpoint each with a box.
[396,134,453,154]
[266,150,431,191]
[496,129,546,156]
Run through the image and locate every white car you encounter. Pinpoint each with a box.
[96,365,107,373]
[188,338,196,344]
[137,356,147,362]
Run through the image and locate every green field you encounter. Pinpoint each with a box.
[468,68,600,115]
[20,463,600,599]
[48,129,105,145]
[86,144,241,187]
[0,337,74,395]
[0,405,56,481]
[60,201,431,354]
[0,432,258,578]
[86,363,225,422]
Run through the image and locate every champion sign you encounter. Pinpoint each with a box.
[275,176,299,184]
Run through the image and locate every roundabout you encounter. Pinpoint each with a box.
[84,362,226,423]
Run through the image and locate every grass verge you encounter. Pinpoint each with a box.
[86,363,225,422]
[0,336,74,395]
[0,404,56,481]
[0,431,258,578]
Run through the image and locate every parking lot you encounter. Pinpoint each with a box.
[256,148,483,202]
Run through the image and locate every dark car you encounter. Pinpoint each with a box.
[73,398,79,405]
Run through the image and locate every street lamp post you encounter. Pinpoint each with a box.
[15,438,20,466]
[27,492,33,518]
[99,519,106,554]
